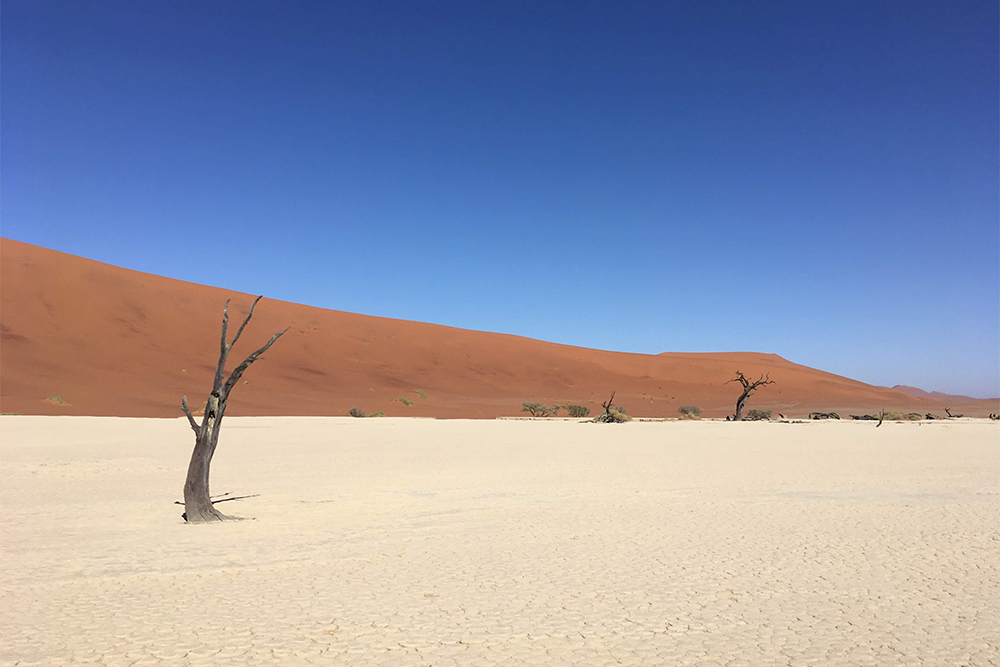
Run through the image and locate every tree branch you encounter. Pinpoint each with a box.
[222,327,290,398]
[180,396,200,434]
[214,299,232,390]
[726,371,750,389]
[175,493,259,506]
[228,295,264,353]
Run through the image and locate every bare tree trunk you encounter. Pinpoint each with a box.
[727,371,774,423]
[181,298,287,523]
[182,395,228,521]
[734,391,750,421]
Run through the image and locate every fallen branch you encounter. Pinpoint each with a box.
[175,493,260,506]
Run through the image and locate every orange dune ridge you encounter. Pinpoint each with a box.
[1,239,996,418]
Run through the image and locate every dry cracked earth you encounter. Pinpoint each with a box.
[1,417,997,666]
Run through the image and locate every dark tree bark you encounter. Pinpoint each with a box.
[180,297,288,523]
[594,391,628,423]
[726,371,774,421]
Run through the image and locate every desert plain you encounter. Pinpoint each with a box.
[1,415,997,666]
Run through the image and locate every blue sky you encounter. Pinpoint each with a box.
[3,1,998,397]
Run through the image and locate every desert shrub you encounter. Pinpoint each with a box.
[368,411,385,418]
[746,409,772,421]
[564,404,591,418]
[390,397,414,406]
[413,389,429,399]
[678,405,701,418]
[593,407,631,423]
[881,411,921,421]
[45,395,66,405]
[348,407,366,418]
[521,402,554,417]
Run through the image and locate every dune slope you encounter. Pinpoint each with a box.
[1,239,995,418]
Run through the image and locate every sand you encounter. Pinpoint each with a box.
[1,416,997,666]
[5,238,996,419]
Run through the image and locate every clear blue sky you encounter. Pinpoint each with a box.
[3,1,998,397]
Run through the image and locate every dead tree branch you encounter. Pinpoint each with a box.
[726,371,774,421]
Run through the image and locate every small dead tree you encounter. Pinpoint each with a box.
[180,297,288,523]
[593,391,629,423]
[726,371,774,421]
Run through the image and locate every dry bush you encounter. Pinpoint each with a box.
[881,411,921,421]
[678,405,701,419]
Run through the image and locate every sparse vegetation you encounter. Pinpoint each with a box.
[880,411,921,422]
[521,402,555,417]
[413,390,429,399]
[592,392,631,423]
[746,409,772,421]
[678,405,701,419]
[390,397,414,406]
[564,404,591,418]
[45,395,67,405]
[350,407,385,418]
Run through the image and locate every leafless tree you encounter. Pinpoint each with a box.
[180,297,288,523]
[726,371,774,421]
[593,391,629,423]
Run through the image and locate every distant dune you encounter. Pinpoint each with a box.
[2,239,996,418]
[890,385,990,404]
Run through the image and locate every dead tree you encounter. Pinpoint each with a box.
[593,391,629,423]
[180,297,288,523]
[726,371,774,421]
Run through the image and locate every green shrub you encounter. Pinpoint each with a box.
[564,404,591,418]
[45,395,66,405]
[368,411,385,418]
[678,405,701,418]
[390,397,414,406]
[746,409,772,421]
[413,389,429,399]
[521,402,554,417]
[348,407,366,418]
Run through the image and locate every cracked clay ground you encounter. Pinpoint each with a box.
[1,416,997,666]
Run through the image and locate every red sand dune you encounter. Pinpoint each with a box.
[2,239,996,419]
